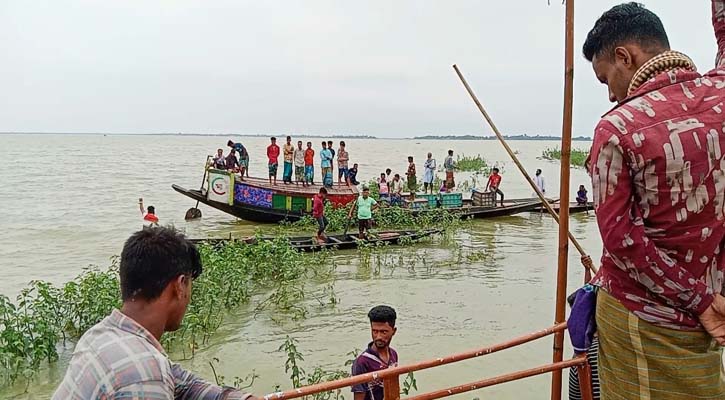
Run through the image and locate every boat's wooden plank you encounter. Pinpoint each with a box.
[328,237,343,244]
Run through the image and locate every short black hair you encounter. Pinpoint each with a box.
[583,2,669,62]
[227,140,234,146]
[327,140,333,144]
[147,206,155,214]
[492,167,499,173]
[386,168,391,174]
[319,187,327,194]
[120,227,202,301]
[408,156,413,161]
[340,141,345,146]
[271,137,276,141]
[448,150,453,155]
[368,305,396,327]
[286,135,291,140]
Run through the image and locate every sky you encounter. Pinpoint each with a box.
[0,1,718,138]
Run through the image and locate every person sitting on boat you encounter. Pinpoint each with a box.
[423,153,436,194]
[304,142,315,185]
[378,173,389,203]
[390,174,403,206]
[139,198,159,227]
[406,156,417,201]
[576,185,588,206]
[348,186,379,240]
[212,148,226,169]
[294,140,306,186]
[283,136,295,184]
[267,137,280,185]
[348,163,360,186]
[351,305,398,400]
[52,227,259,400]
[320,141,333,188]
[485,167,504,207]
[225,150,239,172]
[313,188,328,243]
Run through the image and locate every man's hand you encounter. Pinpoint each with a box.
[699,294,725,345]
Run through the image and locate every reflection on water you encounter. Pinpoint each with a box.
[0,134,600,399]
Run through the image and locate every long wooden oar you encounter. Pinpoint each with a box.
[452,64,596,275]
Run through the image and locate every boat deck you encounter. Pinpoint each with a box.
[233,176,359,196]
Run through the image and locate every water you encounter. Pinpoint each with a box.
[0,134,600,399]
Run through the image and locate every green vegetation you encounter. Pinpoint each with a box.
[450,154,490,173]
[0,238,337,389]
[542,147,589,168]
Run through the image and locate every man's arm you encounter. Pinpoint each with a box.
[172,364,255,400]
[139,198,145,215]
[591,124,713,315]
[713,0,725,67]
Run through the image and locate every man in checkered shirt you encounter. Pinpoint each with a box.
[52,227,259,399]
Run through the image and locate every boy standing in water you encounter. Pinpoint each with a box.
[351,305,399,400]
[485,167,504,207]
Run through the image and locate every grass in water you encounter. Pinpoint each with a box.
[542,147,589,168]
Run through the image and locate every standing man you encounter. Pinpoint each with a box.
[312,188,328,243]
[423,152,436,194]
[267,137,280,185]
[327,140,336,180]
[320,141,333,188]
[405,156,417,201]
[351,305,399,400]
[294,140,306,186]
[304,142,315,185]
[585,3,725,399]
[52,227,258,400]
[228,140,249,179]
[485,167,504,207]
[139,198,159,227]
[533,169,545,196]
[444,150,456,193]
[348,186,378,239]
[283,136,295,184]
[338,141,350,185]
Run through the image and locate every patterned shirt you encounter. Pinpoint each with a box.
[283,143,295,163]
[590,0,725,330]
[52,309,251,399]
[351,343,398,400]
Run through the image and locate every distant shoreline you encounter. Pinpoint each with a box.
[0,132,592,141]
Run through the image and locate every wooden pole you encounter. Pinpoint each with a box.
[551,0,575,398]
[451,65,595,275]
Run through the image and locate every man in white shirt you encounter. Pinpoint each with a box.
[533,169,545,196]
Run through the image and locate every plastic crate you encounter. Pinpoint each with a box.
[471,190,495,207]
[440,192,463,208]
[404,198,430,209]
[272,194,287,209]
[417,193,439,208]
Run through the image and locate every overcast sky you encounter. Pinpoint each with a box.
[0,1,718,138]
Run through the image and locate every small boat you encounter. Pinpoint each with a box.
[435,198,544,219]
[190,229,442,252]
[173,169,358,223]
[531,201,594,215]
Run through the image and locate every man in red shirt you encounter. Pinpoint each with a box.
[267,137,280,185]
[312,188,328,243]
[304,142,315,185]
[586,2,725,398]
[485,167,503,207]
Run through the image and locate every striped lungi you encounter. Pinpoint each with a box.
[596,290,725,399]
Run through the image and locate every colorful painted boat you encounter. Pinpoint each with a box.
[173,169,358,223]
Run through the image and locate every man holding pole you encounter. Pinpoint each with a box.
[585,2,725,398]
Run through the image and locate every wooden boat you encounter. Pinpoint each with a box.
[190,228,442,252]
[459,198,594,215]
[173,169,358,223]
[531,201,594,215]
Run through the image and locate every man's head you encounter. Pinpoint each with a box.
[386,168,391,175]
[271,137,277,144]
[380,173,386,179]
[307,141,312,148]
[362,186,370,198]
[448,150,453,156]
[120,227,202,332]
[328,140,333,148]
[536,169,542,176]
[394,173,400,181]
[352,163,358,169]
[217,148,223,156]
[227,140,234,147]
[427,152,432,159]
[298,140,303,149]
[492,167,499,174]
[322,141,327,149]
[583,2,670,103]
[147,205,155,215]
[408,156,414,163]
[319,187,327,198]
[286,135,292,144]
[367,305,397,350]
[340,140,345,149]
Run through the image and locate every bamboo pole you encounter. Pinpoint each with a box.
[451,65,596,275]
[551,0,575,398]
[263,323,567,400]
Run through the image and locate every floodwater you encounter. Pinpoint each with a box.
[0,134,601,399]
